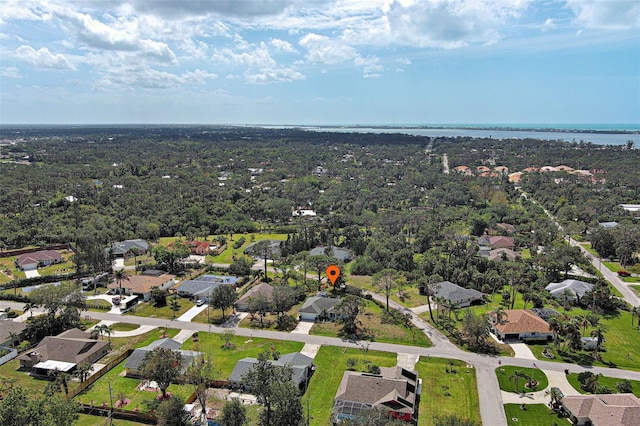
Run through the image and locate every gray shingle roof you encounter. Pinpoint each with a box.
[545,279,593,299]
[432,281,483,305]
[299,296,341,315]
[228,352,313,386]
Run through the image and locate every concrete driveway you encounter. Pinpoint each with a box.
[291,320,314,335]
[508,341,537,360]
[176,304,208,322]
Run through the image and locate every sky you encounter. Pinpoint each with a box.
[0,0,639,125]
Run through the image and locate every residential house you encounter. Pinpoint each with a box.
[486,248,519,262]
[108,270,176,301]
[496,223,516,234]
[110,239,149,258]
[15,250,63,271]
[299,296,341,321]
[488,236,515,250]
[561,393,640,426]
[169,240,210,255]
[331,366,420,423]
[492,309,552,341]
[124,338,202,377]
[598,221,619,229]
[420,281,484,308]
[309,246,353,262]
[18,328,110,375]
[177,275,238,301]
[229,352,314,391]
[545,279,594,302]
[235,282,274,311]
[529,308,561,321]
[0,320,27,347]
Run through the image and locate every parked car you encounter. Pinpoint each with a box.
[617,270,631,277]
[112,296,121,305]
[196,299,206,306]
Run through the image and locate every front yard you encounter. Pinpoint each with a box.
[504,404,560,426]
[310,299,431,347]
[305,345,397,425]
[415,357,481,425]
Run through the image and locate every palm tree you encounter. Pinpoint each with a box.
[590,326,606,358]
[23,302,38,318]
[102,325,113,341]
[114,269,129,296]
[509,370,529,395]
[94,324,108,340]
[7,331,19,349]
[548,317,563,350]
[491,306,508,325]
[546,387,563,409]
[631,306,640,331]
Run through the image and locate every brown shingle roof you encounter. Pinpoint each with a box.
[493,310,551,335]
[335,367,418,415]
[108,273,175,294]
[562,394,640,426]
[236,282,274,305]
[18,328,109,365]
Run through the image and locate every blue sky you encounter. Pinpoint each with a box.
[1,0,638,125]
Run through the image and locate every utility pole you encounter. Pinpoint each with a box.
[109,381,114,426]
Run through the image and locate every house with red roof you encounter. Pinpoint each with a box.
[492,309,552,341]
[15,250,63,271]
[169,240,211,255]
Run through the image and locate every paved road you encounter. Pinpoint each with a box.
[5,281,640,425]
[568,236,640,306]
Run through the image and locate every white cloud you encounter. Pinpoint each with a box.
[55,8,177,64]
[130,0,299,19]
[383,0,530,48]
[15,45,75,70]
[270,38,296,53]
[396,56,411,65]
[566,0,640,30]
[213,44,277,68]
[244,67,304,84]
[0,66,22,78]
[299,33,358,64]
[95,65,216,90]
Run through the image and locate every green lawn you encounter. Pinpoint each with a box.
[504,404,562,426]
[310,299,431,347]
[496,366,549,393]
[632,285,640,297]
[110,322,141,332]
[415,357,481,425]
[566,373,640,397]
[124,299,194,320]
[529,310,640,371]
[206,233,288,264]
[305,345,397,425]
[181,333,304,377]
[75,359,194,413]
[75,413,148,426]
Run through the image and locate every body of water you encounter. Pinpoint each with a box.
[310,127,639,146]
[266,124,639,146]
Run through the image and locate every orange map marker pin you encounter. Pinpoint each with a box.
[326,265,341,286]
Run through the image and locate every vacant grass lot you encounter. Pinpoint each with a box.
[305,345,397,425]
[496,366,549,393]
[181,333,304,377]
[415,357,481,425]
[206,233,288,264]
[124,298,194,320]
[504,403,561,426]
[310,299,431,347]
[566,373,640,397]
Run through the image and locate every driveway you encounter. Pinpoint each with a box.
[291,320,314,335]
[113,258,125,270]
[176,304,208,322]
[508,341,537,360]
